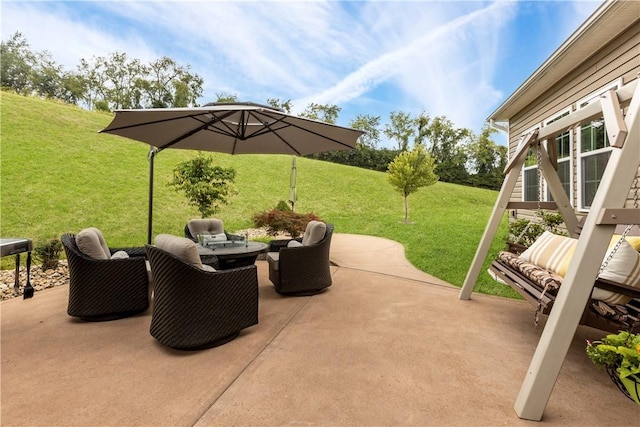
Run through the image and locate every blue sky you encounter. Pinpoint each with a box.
[1,0,602,146]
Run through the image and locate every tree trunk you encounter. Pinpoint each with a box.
[404,194,409,222]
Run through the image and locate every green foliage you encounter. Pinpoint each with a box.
[387,146,439,222]
[466,125,507,190]
[33,238,63,271]
[384,111,415,151]
[350,114,381,149]
[169,153,237,218]
[299,102,340,124]
[266,98,292,113]
[508,211,566,246]
[253,210,320,238]
[275,200,292,212]
[587,331,640,380]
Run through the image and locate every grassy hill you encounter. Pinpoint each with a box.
[0,91,515,297]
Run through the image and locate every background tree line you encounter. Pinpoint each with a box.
[1,31,507,190]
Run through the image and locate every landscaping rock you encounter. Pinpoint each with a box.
[0,260,69,300]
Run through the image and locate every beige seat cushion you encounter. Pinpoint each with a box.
[155,234,214,271]
[110,250,129,259]
[187,219,224,238]
[76,227,110,260]
[301,221,326,246]
[267,252,279,271]
[287,240,303,248]
[520,231,640,305]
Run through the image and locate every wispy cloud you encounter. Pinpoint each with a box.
[294,1,516,128]
[1,0,596,141]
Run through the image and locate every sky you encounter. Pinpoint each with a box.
[1,0,603,147]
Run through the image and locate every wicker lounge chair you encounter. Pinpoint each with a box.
[184,218,242,243]
[61,232,150,321]
[267,222,333,295]
[146,241,259,350]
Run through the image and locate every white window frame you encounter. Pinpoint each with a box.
[521,124,542,202]
[576,79,622,211]
[542,107,573,203]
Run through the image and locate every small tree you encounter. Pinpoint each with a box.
[386,146,438,223]
[169,153,237,218]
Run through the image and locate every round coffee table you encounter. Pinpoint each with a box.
[197,241,268,269]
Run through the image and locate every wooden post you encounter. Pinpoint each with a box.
[459,132,536,299]
[514,78,640,421]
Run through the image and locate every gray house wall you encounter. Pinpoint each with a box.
[499,12,639,215]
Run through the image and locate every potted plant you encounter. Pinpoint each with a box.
[586,331,640,405]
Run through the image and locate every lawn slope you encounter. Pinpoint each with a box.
[0,92,514,297]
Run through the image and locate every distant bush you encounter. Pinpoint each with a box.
[253,209,321,238]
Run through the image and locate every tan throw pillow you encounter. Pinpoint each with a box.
[287,240,303,248]
[612,234,640,251]
[76,228,110,260]
[301,221,326,246]
[155,234,205,269]
[187,219,224,238]
[520,231,640,305]
[88,227,111,258]
[592,240,640,305]
[519,231,577,275]
[110,250,129,259]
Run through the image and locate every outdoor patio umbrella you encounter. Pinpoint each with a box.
[99,102,363,243]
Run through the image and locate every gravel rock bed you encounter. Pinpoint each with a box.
[1,260,69,301]
[1,228,284,301]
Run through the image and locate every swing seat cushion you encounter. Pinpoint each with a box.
[497,251,562,291]
[519,231,640,305]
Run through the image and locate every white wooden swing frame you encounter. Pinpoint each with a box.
[459,77,640,421]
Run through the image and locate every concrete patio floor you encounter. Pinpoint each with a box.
[1,233,637,426]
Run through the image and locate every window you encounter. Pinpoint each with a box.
[521,127,541,201]
[576,80,620,210]
[544,109,572,202]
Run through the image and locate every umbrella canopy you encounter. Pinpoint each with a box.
[288,155,297,211]
[100,102,363,156]
[100,102,364,243]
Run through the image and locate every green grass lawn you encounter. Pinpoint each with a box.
[0,91,518,298]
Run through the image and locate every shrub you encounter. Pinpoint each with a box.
[508,211,566,247]
[253,209,320,238]
[34,238,63,271]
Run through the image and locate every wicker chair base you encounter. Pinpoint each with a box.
[78,308,148,322]
[167,331,240,351]
[276,287,328,296]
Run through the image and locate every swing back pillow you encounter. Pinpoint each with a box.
[519,231,640,305]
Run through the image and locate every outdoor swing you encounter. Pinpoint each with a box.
[490,142,640,333]
[458,78,640,420]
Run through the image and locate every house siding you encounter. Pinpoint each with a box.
[507,20,640,213]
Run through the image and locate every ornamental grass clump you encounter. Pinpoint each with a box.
[586,331,640,404]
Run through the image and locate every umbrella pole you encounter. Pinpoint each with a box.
[148,148,157,245]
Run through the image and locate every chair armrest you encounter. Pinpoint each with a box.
[269,238,301,252]
[110,246,147,258]
[200,254,221,270]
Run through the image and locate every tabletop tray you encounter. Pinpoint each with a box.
[203,240,246,249]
